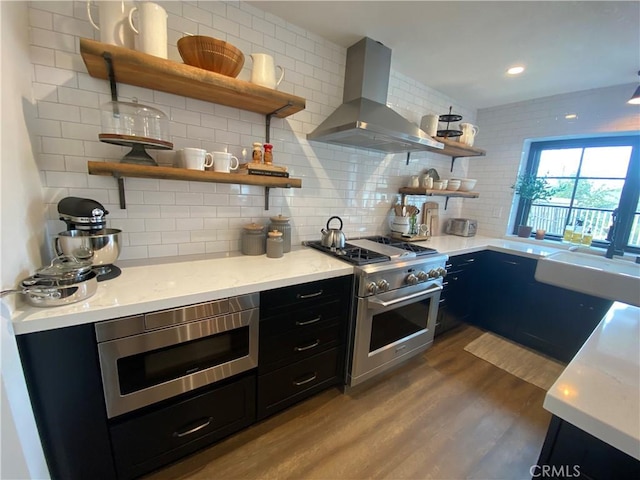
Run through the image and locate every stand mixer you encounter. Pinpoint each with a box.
[56,197,122,281]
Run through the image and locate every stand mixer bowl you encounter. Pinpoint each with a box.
[54,229,122,274]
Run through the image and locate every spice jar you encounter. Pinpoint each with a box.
[252,142,263,163]
[266,230,283,258]
[268,214,291,253]
[263,143,273,165]
[241,223,266,255]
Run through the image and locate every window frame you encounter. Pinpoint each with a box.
[515,134,640,253]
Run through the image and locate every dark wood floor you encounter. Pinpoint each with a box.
[145,325,551,480]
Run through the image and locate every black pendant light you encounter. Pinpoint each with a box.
[628,70,640,105]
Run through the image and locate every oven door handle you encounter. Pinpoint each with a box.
[367,284,442,308]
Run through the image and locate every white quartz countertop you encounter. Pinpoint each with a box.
[544,302,640,460]
[9,248,353,335]
[8,234,563,335]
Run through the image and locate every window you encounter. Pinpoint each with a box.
[515,135,640,252]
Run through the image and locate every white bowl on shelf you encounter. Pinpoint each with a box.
[446,179,461,191]
[457,178,477,191]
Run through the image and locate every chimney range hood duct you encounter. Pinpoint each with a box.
[307,37,443,153]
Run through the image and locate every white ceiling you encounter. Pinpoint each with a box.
[249,1,640,109]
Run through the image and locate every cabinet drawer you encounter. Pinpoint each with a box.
[260,276,352,317]
[260,297,345,337]
[110,374,255,480]
[257,347,342,420]
[259,322,344,373]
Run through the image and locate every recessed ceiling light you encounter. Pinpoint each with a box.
[506,65,525,75]
[565,113,578,120]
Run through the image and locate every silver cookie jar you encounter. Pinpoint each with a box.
[268,214,291,253]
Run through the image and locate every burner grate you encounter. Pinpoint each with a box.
[305,241,389,266]
[362,236,438,256]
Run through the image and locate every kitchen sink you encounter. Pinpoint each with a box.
[535,251,640,307]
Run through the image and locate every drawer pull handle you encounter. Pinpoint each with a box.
[296,316,322,326]
[294,340,320,352]
[293,373,317,386]
[296,290,323,299]
[173,417,213,438]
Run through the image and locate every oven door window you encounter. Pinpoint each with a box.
[369,297,430,353]
[117,326,249,395]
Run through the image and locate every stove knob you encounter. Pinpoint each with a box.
[367,282,378,294]
[437,267,447,277]
[406,273,418,285]
[376,279,390,292]
[417,271,428,282]
[428,269,439,278]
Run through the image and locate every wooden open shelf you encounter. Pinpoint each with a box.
[399,187,479,210]
[433,137,486,159]
[399,187,479,198]
[79,38,305,118]
[88,161,301,210]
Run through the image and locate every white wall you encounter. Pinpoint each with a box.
[464,84,640,236]
[1,1,51,478]
[27,0,477,262]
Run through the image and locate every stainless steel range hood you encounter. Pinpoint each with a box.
[307,37,443,153]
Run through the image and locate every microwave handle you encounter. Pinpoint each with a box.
[367,284,442,308]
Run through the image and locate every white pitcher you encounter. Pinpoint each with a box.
[87,1,134,48]
[459,123,479,146]
[128,2,167,59]
[250,53,285,89]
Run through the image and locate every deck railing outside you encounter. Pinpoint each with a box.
[528,205,640,246]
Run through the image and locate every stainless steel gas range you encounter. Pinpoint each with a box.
[306,236,448,389]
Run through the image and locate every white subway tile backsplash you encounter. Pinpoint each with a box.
[143,191,176,205]
[177,217,204,231]
[148,244,179,258]
[28,2,634,260]
[30,27,76,53]
[36,153,65,171]
[38,101,80,122]
[176,192,204,205]
[42,137,84,155]
[178,242,206,255]
[45,171,87,188]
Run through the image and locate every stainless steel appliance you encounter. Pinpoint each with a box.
[445,218,477,237]
[307,37,443,153]
[95,293,259,418]
[306,236,447,388]
[57,197,122,280]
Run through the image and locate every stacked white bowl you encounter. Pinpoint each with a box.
[447,179,461,191]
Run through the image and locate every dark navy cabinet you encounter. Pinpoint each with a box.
[537,415,640,479]
[257,275,352,419]
[466,251,612,363]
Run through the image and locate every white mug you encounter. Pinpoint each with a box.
[420,114,439,137]
[87,1,135,48]
[250,53,285,89]
[212,152,239,173]
[180,148,213,170]
[128,2,167,59]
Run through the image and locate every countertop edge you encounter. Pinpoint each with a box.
[543,302,640,460]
